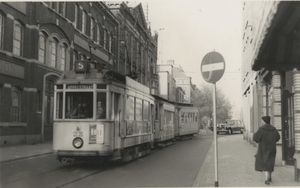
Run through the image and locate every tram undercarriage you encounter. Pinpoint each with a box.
[56,142,152,164]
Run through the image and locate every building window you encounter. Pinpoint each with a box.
[60,44,66,71]
[13,20,23,56]
[59,2,66,17]
[38,32,47,63]
[81,54,87,60]
[0,14,3,50]
[103,30,107,49]
[74,4,78,28]
[90,18,95,39]
[82,11,87,34]
[97,26,100,44]
[49,38,58,68]
[11,87,21,122]
[73,50,78,70]
[108,32,112,52]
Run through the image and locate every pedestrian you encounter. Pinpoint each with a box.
[96,101,104,119]
[253,116,280,185]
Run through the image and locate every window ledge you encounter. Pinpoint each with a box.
[0,122,27,127]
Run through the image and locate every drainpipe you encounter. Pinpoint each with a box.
[281,70,286,165]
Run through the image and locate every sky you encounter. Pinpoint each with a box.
[142,0,243,117]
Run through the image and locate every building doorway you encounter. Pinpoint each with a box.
[283,90,295,165]
[42,73,59,142]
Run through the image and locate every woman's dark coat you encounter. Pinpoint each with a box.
[253,124,280,172]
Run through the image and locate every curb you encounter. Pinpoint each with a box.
[0,152,54,164]
[192,141,214,187]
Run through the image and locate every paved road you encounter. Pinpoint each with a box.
[1,132,216,188]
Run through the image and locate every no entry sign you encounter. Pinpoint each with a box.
[201,51,225,83]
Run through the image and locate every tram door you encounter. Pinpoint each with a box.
[44,78,55,141]
[114,93,121,149]
[283,90,295,165]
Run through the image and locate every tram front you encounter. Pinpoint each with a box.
[53,61,124,163]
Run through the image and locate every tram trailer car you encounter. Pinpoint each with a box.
[53,61,155,164]
[175,105,200,139]
[153,97,176,147]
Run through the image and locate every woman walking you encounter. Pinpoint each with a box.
[253,116,280,185]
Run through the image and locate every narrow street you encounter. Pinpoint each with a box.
[1,133,217,188]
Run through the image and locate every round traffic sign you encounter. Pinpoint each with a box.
[201,51,225,83]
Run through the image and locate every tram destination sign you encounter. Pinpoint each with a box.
[67,84,93,89]
[201,51,225,83]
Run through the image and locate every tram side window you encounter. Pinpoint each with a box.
[164,111,173,124]
[65,92,93,119]
[181,113,184,123]
[97,92,106,119]
[56,92,63,119]
[126,96,134,120]
[143,101,149,121]
[135,98,142,121]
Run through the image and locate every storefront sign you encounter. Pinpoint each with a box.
[0,60,24,79]
[67,84,93,89]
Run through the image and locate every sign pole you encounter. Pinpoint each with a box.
[200,51,225,187]
[213,83,218,187]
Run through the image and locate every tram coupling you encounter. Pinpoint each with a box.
[60,157,75,164]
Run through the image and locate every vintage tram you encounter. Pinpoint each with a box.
[53,61,154,163]
[53,61,201,164]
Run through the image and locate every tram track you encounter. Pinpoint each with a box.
[1,159,122,188]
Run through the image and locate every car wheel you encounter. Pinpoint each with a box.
[228,128,232,135]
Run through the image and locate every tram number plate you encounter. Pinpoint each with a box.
[73,131,83,137]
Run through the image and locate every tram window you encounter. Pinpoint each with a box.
[65,92,93,119]
[56,92,63,119]
[155,104,159,120]
[143,101,149,121]
[136,98,142,121]
[97,92,106,119]
[126,96,134,120]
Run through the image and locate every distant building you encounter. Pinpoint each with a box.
[176,87,185,103]
[107,2,159,94]
[167,60,196,103]
[157,64,176,101]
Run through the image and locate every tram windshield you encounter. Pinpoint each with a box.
[56,91,107,120]
[65,92,93,119]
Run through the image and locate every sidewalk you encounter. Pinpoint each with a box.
[0,142,53,163]
[193,134,300,187]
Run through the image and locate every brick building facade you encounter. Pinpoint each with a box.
[0,2,158,146]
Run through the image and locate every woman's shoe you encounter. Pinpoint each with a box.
[268,178,272,182]
[265,180,270,185]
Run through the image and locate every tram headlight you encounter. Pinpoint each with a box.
[73,137,83,149]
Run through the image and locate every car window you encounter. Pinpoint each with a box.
[226,120,234,124]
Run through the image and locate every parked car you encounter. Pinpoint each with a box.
[217,119,244,134]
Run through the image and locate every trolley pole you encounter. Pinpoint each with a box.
[213,83,218,187]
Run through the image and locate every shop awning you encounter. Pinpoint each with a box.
[252,2,300,71]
